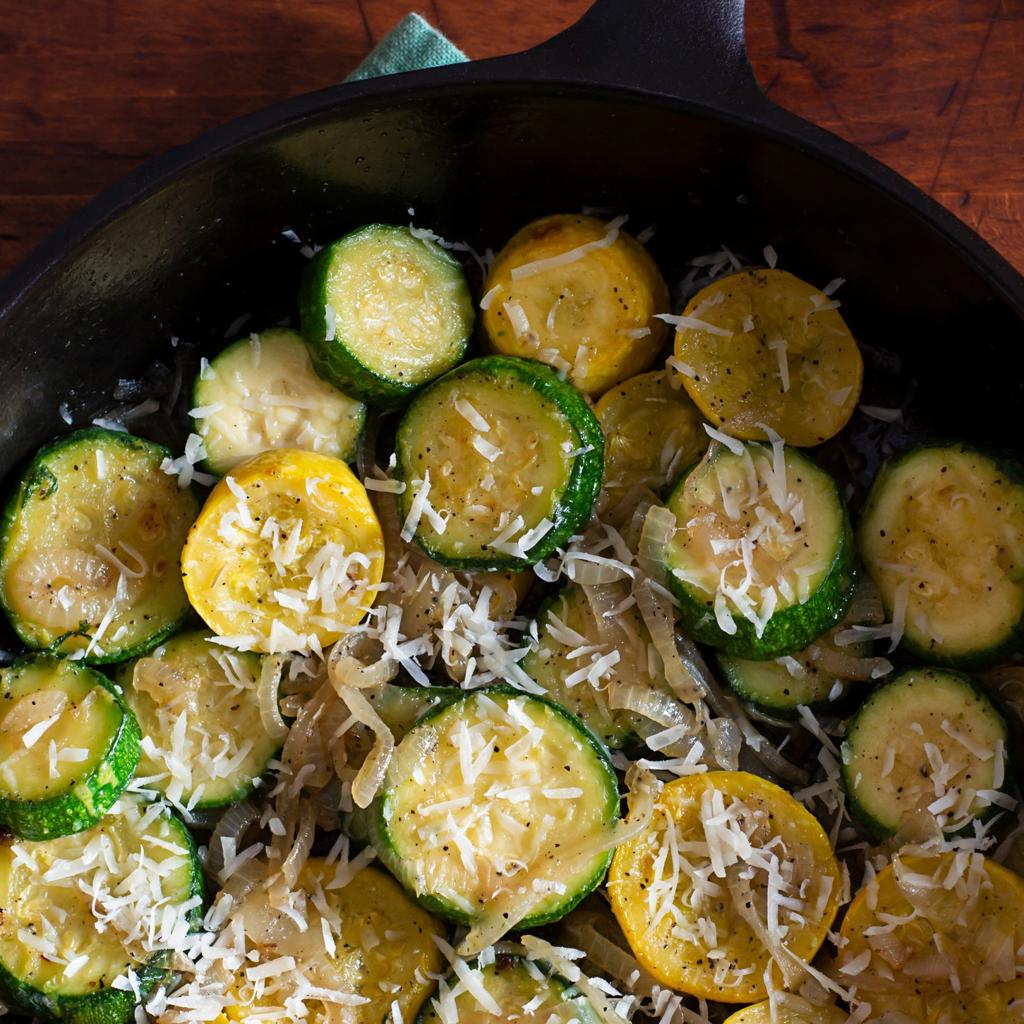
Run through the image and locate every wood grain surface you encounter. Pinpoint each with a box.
[0,0,1022,277]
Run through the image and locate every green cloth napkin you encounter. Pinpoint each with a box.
[347,12,468,82]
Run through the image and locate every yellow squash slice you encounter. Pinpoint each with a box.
[608,771,841,1003]
[180,449,384,654]
[723,999,846,1024]
[214,862,444,1024]
[481,214,669,396]
[672,268,862,446]
[838,852,1024,1023]
[594,369,707,509]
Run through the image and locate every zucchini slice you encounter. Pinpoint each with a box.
[0,794,203,1024]
[217,861,444,1024]
[115,631,280,810]
[180,448,385,654]
[192,328,366,474]
[663,440,855,659]
[0,428,197,663]
[608,771,842,1004]
[859,443,1024,667]
[371,686,620,931]
[593,369,708,509]
[842,667,1011,837]
[717,614,875,718]
[838,852,1024,1022]
[723,1002,846,1024]
[521,583,673,749]
[299,224,474,406]
[672,268,863,446]
[481,214,669,396]
[394,356,604,571]
[370,682,463,740]
[0,655,140,841]
[417,953,603,1024]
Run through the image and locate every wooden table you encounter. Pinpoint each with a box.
[1,0,1022,277]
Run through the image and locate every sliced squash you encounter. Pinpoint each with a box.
[672,268,862,446]
[180,448,384,654]
[214,862,444,1024]
[723,999,846,1024]
[115,631,280,810]
[0,428,197,662]
[481,214,669,396]
[838,852,1024,1023]
[192,327,366,474]
[608,771,842,1003]
[594,369,708,508]
[417,953,603,1023]
[394,355,603,570]
[0,655,140,841]
[663,440,855,659]
[859,443,1024,667]
[0,795,202,1024]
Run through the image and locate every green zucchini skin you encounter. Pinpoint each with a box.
[0,799,204,1024]
[299,224,474,408]
[716,625,873,719]
[858,442,1024,670]
[0,428,197,665]
[0,955,169,1024]
[665,445,856,660]
[370,684,619,929]
[842,667,1012,838]
[369,682,463,740]
[114,631,280,811]
[415,953,604,1024]
[522,586,641,750]
[395,355,604,572]
[0,655,141,841]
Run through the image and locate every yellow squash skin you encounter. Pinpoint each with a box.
[180,449,384,654]
[214,862,444,1024]
[481,214,669,396]
[723,1000,846,1024]
[673,268,863,446]
[594,369,708,509]
[608,771,841,1003]
[838,852,1024,1023]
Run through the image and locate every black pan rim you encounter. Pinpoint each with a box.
[1,65,1022,328]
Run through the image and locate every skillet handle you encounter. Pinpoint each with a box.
[505,0,765,110]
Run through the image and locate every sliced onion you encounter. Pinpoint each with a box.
[280,688,333,792]
[808,643,892,681]
[571,558,631,586]
[207,798,260,877]
[257,654,288,741]
[635,578,702,702]
[334,686,394,809]
[327,632,397,690]
[707,716,742,770]
[637,503,677,579]
[674,630,808,784]
[279,797,316,887]
[847,578,885,626]
[220,853,266,904]
[582,582,625,645]
[560,912,669,1004]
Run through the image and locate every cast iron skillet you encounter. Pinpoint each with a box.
[0,0,1022,480]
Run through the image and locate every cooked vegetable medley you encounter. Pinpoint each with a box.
[1,215,1021,1024]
